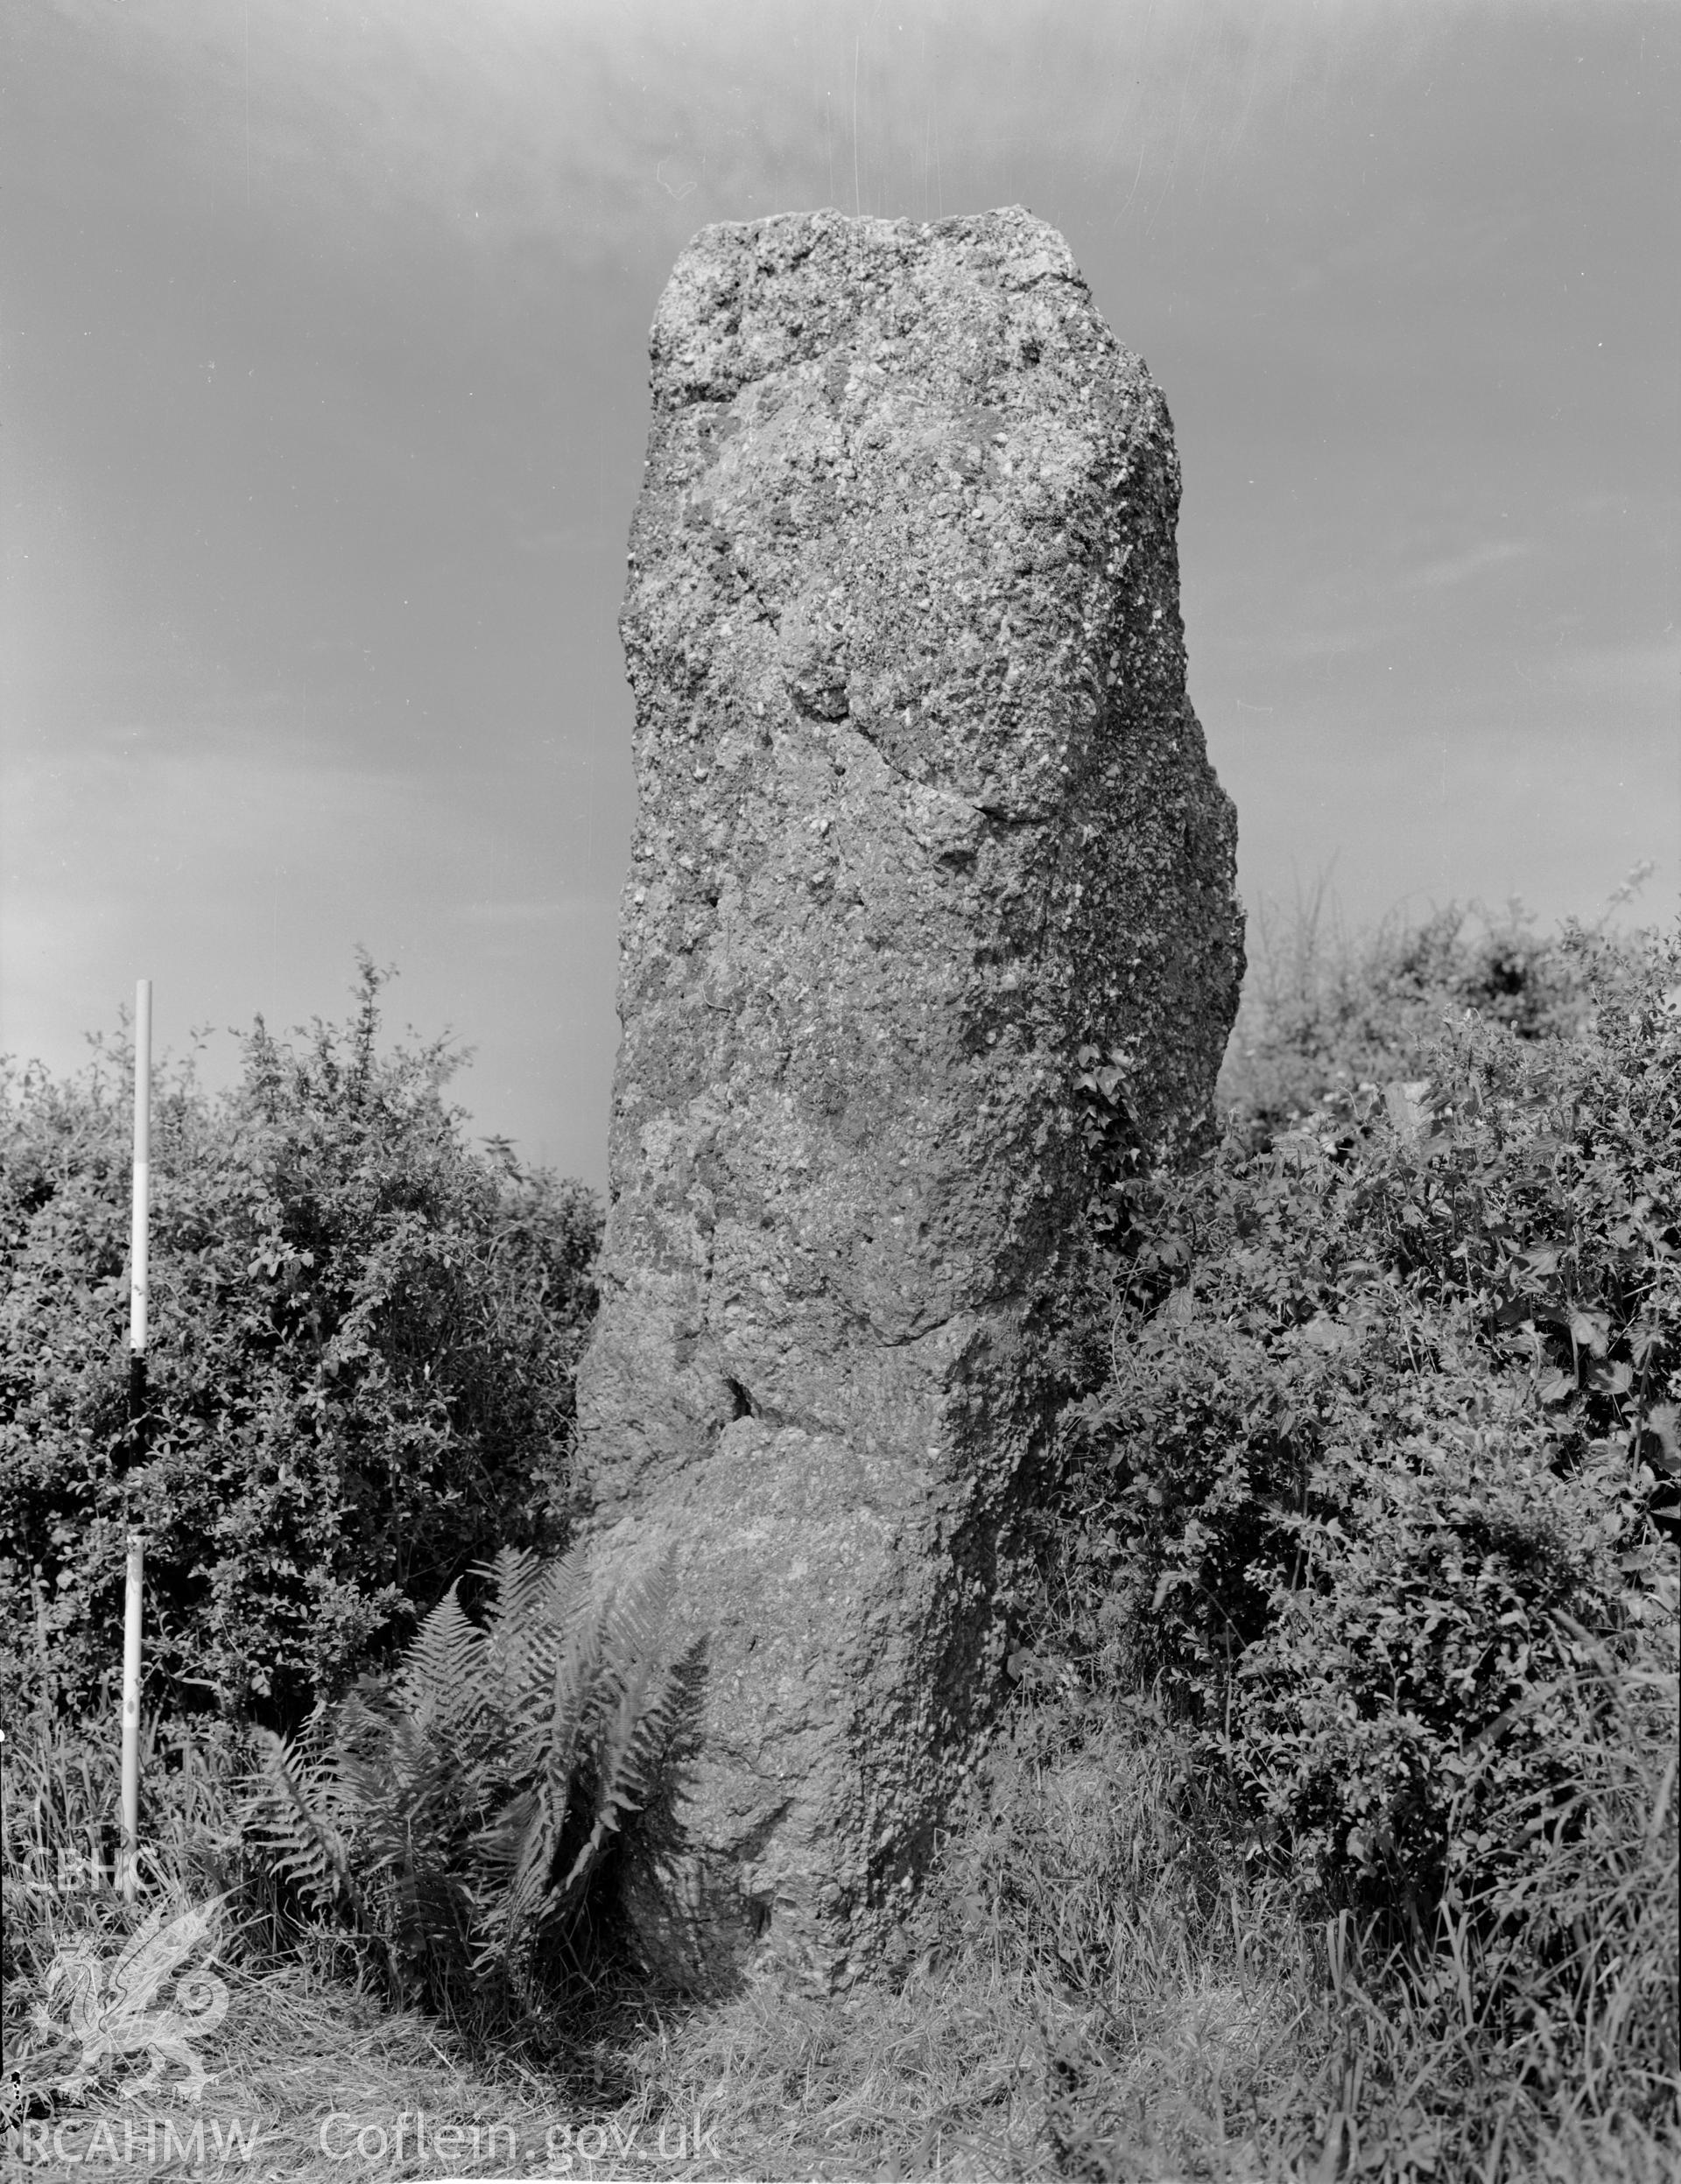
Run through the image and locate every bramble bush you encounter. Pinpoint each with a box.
[0,961,601,1727]
[1054,916,1679,2122]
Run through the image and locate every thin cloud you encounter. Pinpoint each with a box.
[1409,539,1535,589]
[32,0,1448,272]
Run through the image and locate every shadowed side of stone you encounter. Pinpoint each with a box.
[576,206,1242,1990]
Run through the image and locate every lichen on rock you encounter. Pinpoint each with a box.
[576,204,1242,1990]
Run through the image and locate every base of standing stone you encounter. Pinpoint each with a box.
[588,1317,1027,1993]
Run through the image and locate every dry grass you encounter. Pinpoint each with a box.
[8,1921,581,2180]
[4,1687,1677,2181]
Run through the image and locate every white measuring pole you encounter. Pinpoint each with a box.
[119,1533,144,1900]
[130,978,151,1358]
[120,978,151,1900]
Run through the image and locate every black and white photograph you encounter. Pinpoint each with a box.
[4,5,1677,2177]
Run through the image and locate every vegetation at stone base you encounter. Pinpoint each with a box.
[241,1545,686,2030]
[0,957,601,1727]
[1062,917,1677,1896]
[4,1683,1674,2180]
[3,900,1677,2180]
[1032,903,1679,2172]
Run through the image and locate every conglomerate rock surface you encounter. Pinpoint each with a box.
[576,206,1242,1989]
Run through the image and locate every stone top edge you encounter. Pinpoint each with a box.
[669,203,1082,278]
[647,205,1115,404]
[683,202,1053,240]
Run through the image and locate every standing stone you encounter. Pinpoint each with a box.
[577,206,1242,1989]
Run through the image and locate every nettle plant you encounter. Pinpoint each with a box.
[0,961,601,1725]
[1060,922,1679,1946]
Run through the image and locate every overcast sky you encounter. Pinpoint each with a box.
[4,0,1676,1186]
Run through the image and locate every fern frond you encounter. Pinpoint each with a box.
[548,1595,609,1793]
[541,1544,593,1629]
[475,1544,550,1630]
[559,1647,684,1901]
[596,1552,678,1703]
[544,1550,682,1900]
[393,1584,487,1732]
[472,1785,540,1883]
[470,1778,563,1991]
[477,1546,570,1744]
[241,1723,351,1914]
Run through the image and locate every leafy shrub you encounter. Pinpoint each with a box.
[241,1547,685,2026]
[0,961,601,1725]
[1059,922,1679,1957]
[1217,886,1653,1134]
